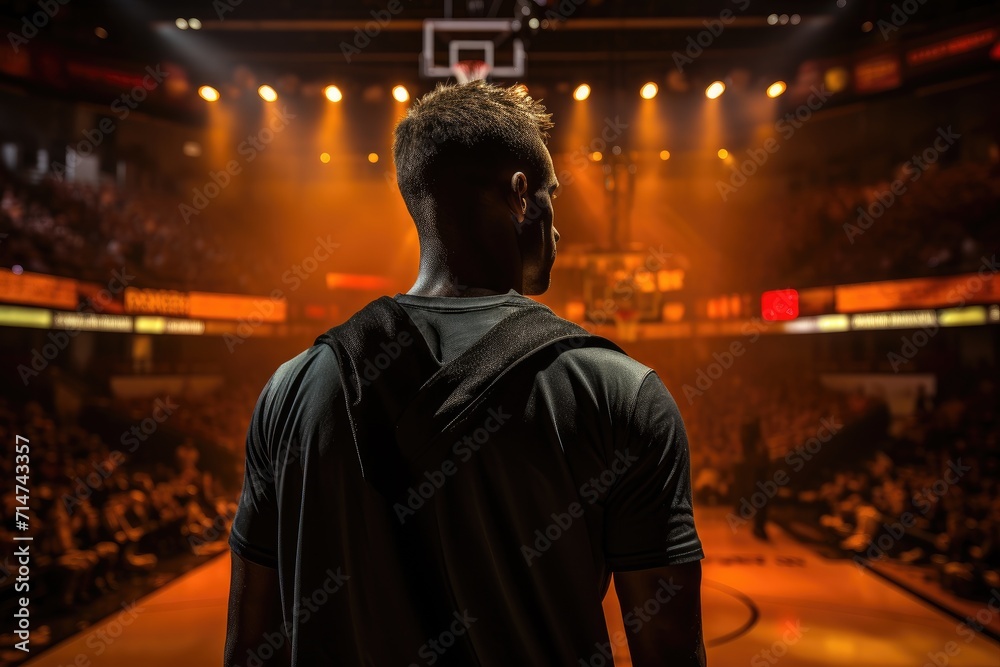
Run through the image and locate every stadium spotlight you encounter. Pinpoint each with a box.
[717,148,729,159]
[324,85,343,102]
[198,85,220,102]
[320,152,331,164]
[766,81,787,98]
[572,84,591,101]
[258,85,278,102]
[175,18,188,29]
[705,81,726,99]
[189,18,202,30]
[392,85,409,103]
[640,82,658,99]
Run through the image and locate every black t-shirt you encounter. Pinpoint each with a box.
[230,290,703,665]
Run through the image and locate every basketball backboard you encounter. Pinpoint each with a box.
[420,18,526,80]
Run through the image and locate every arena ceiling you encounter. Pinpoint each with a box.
[2,0,997,86]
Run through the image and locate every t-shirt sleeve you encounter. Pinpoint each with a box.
[604,369,704,571]
[229,375,280,569]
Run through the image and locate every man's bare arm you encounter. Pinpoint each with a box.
[225,552,287,667]
[613,561,707,667]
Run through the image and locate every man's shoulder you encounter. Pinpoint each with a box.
[540,334,655,405]
[263,344,342,410]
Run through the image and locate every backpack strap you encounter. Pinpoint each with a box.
[314,296,625,485]
[392,299,624,457]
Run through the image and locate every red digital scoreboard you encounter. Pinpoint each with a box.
[762,289,800,321]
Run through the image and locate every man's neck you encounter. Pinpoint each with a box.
[404,276,512,298]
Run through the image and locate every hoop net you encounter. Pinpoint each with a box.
[453,59,491,84]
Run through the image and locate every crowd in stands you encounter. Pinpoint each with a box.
[745,160,1000,288]
[815,374,999,599]
[682,375,862,506]
[0,393,242,621]
[165,384,260,457]
[0,171,279,293]
[642,337,997,601]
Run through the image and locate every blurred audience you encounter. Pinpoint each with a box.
[816,375,999,599]
[0,171,278,293]
[0,393,244,616]
[745,161,1000,288]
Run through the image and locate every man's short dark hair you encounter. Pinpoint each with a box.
[392,80,554,208]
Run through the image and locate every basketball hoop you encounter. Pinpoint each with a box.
[453,59,491,84]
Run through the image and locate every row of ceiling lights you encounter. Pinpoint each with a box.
[313,148,751,165]
[197,83,410,103]
[197,80,787,104]
[572,79,786,101]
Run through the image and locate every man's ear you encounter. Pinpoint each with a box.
[507,172,528,224]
